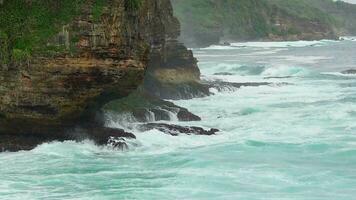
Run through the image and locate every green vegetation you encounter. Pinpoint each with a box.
[124,0,142,11]
[172,0,291,46]
[305,0,356,33]
[268,0,337,24]
[171,0,356,47]
[92,0,108,22]
[0,0,85,65]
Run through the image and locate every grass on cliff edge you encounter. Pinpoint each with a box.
[0,0,143,65]
[0,0,86,64]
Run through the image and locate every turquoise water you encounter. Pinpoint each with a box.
[1,39,356,199]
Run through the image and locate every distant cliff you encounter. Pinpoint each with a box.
[171,0,356,47]
[0,0,201,149]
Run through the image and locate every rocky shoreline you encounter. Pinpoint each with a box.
[0,0,219,152]
[0,0,282,152]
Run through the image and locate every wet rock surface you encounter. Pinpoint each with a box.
[0,126,137,152]
[104,90,201,122]
[207,81,270,92]
[140,123,219,136]
[107,137,130,151]
[213,72,234,76]
[0,135,57,152]
[264,76,293,79]
[144,41,210,100]
[341,69,356,74]
[80,127,136,146]
[0,0,201,151]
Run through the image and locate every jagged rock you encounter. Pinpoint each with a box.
[0,0,199,151]
[103,90,201,122]
[144,41,210,100]
[83,127,136,146]
[264,76,293,79]
[0,126,136,152]
[177,109,201,121]
[214,72,234,76]
[0,135,55,152]
[140,123,219,136]
[207,81,270,92]
[107,137,129,151]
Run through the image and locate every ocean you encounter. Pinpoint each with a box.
[1,38,356,199]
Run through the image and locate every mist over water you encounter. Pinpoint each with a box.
[1,39,356,199]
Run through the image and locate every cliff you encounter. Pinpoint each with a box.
[0,0,201,150]
[171,0,356,47]
[140,0,208,99]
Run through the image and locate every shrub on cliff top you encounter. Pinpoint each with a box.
[0,0,85,65]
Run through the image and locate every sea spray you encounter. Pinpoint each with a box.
[1,39,356,199]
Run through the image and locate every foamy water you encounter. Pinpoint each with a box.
[1,39,356,199]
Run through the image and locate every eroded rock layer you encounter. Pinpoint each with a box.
[0,0,201,148]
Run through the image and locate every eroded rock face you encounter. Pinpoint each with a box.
[139,123,220,136]
[0,0,196,150]
[103,90,201,123]
[142,2,209,99]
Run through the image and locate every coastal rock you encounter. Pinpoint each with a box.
[103,90,201,122]
[107,137,129,151]
[341,69,356,74]
[177,109,201,121]
[214,72,234,76]
[0,0,198,151]
[140,123,219,136]
[0,126,136,152]
[0,135,55,152]
[83,127,136,146]
[207,81,270,92]
[144,36,210,99]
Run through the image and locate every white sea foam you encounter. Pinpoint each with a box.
[230,40,327,48]
[200,45,240,50]
[272,55,332,64]
[2,40,356,199]
[261,65,313,77]
[321,72,356,77]
[239,48,285,56]
[339,36,356,41]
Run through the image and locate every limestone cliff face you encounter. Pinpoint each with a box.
[141,1,207,99]
[144,41,208,100]
[0,0,198,137]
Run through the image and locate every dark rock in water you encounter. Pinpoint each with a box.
[341,69,356,74]
[140,123,219,136]
[104,90,201,122]
[0,126,136,152]
[0,135,54,152]
[107,137,129,151]
[264,76,293,79]
[177,109,201,121]
[207,81,270,92]
[144,42,210,100]
[221,42,231,46]
[83,127,136,146]
[214,72,234,76]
